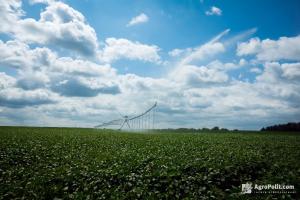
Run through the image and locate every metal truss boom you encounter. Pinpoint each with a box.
[94,102,157,130]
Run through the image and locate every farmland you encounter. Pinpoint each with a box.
[0,127,299,199]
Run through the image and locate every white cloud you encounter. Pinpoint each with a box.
[53,57,117,77]
[252,63,300,116]
[209,29,230,43]
[163,31,300,129]
[0,39,116,78]
[169,29,229,65]
[281,63,300,80]
[0,72,16,89]
[0,88,58,108]
[206,60,242,71]
[1,46,299,129]
[168,48,188,57]
[100,38,161,63]
[51,77,120,97]
[256,62,283,83]
[0,40,55,70]
[17,71,50,90]
[205,6,222,16]
[0,39,120,97]
[237,38,261,56]
[29,0,54,4]
[171,65,229,86]
[127,13,149,27]
[237,35,300,61]
[0,1,163,65]
[255,62,300,97]
[119,73,174,94]
[178,42,225,65]
[239,58,247,66]
[0,1,99,57]
[0,0,24,34]
[250,67,262,74]
[223,28,257,47]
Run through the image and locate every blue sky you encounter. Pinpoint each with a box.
[65,0,300,46]
[0,0,300,130]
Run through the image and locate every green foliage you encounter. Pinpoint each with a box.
[0,127,299,199]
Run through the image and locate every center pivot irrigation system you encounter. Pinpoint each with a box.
[95,102,157,130]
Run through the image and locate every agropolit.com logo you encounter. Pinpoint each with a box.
[241,183,253,194]
[241,183,296,194]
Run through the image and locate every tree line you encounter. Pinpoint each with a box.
[261,122,300,131]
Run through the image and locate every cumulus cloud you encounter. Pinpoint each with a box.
[0,40,55,70]
[163,31,300,129]
[0,63,56,109]
[257,62,300,83]
[100,38,161,63]
[250,67,262,74]
[0,39,120,98]
[0,72,16,89]
[237,35,300,61]
[205,6,222,16]
[51,77,120,97]
[17,72,50,90]
[0,0,24,34]
[0,39,115,78]
[206,60,242,71]
[281,63,300,80]
[0,88,57,108]
[0,1,99,57]
[119,74,174,94]
[52,57,117,77]
[254,62,300,105]
[171,65,229,86]
[127,13,149,27]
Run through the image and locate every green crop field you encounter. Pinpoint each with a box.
[0,127,299,199]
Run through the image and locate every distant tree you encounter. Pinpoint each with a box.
[202,128,210,132]
[212,126,219,131]
[220,128,229,132]
[261,122,300,131]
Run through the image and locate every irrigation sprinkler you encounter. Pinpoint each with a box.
[95,102,157,130]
